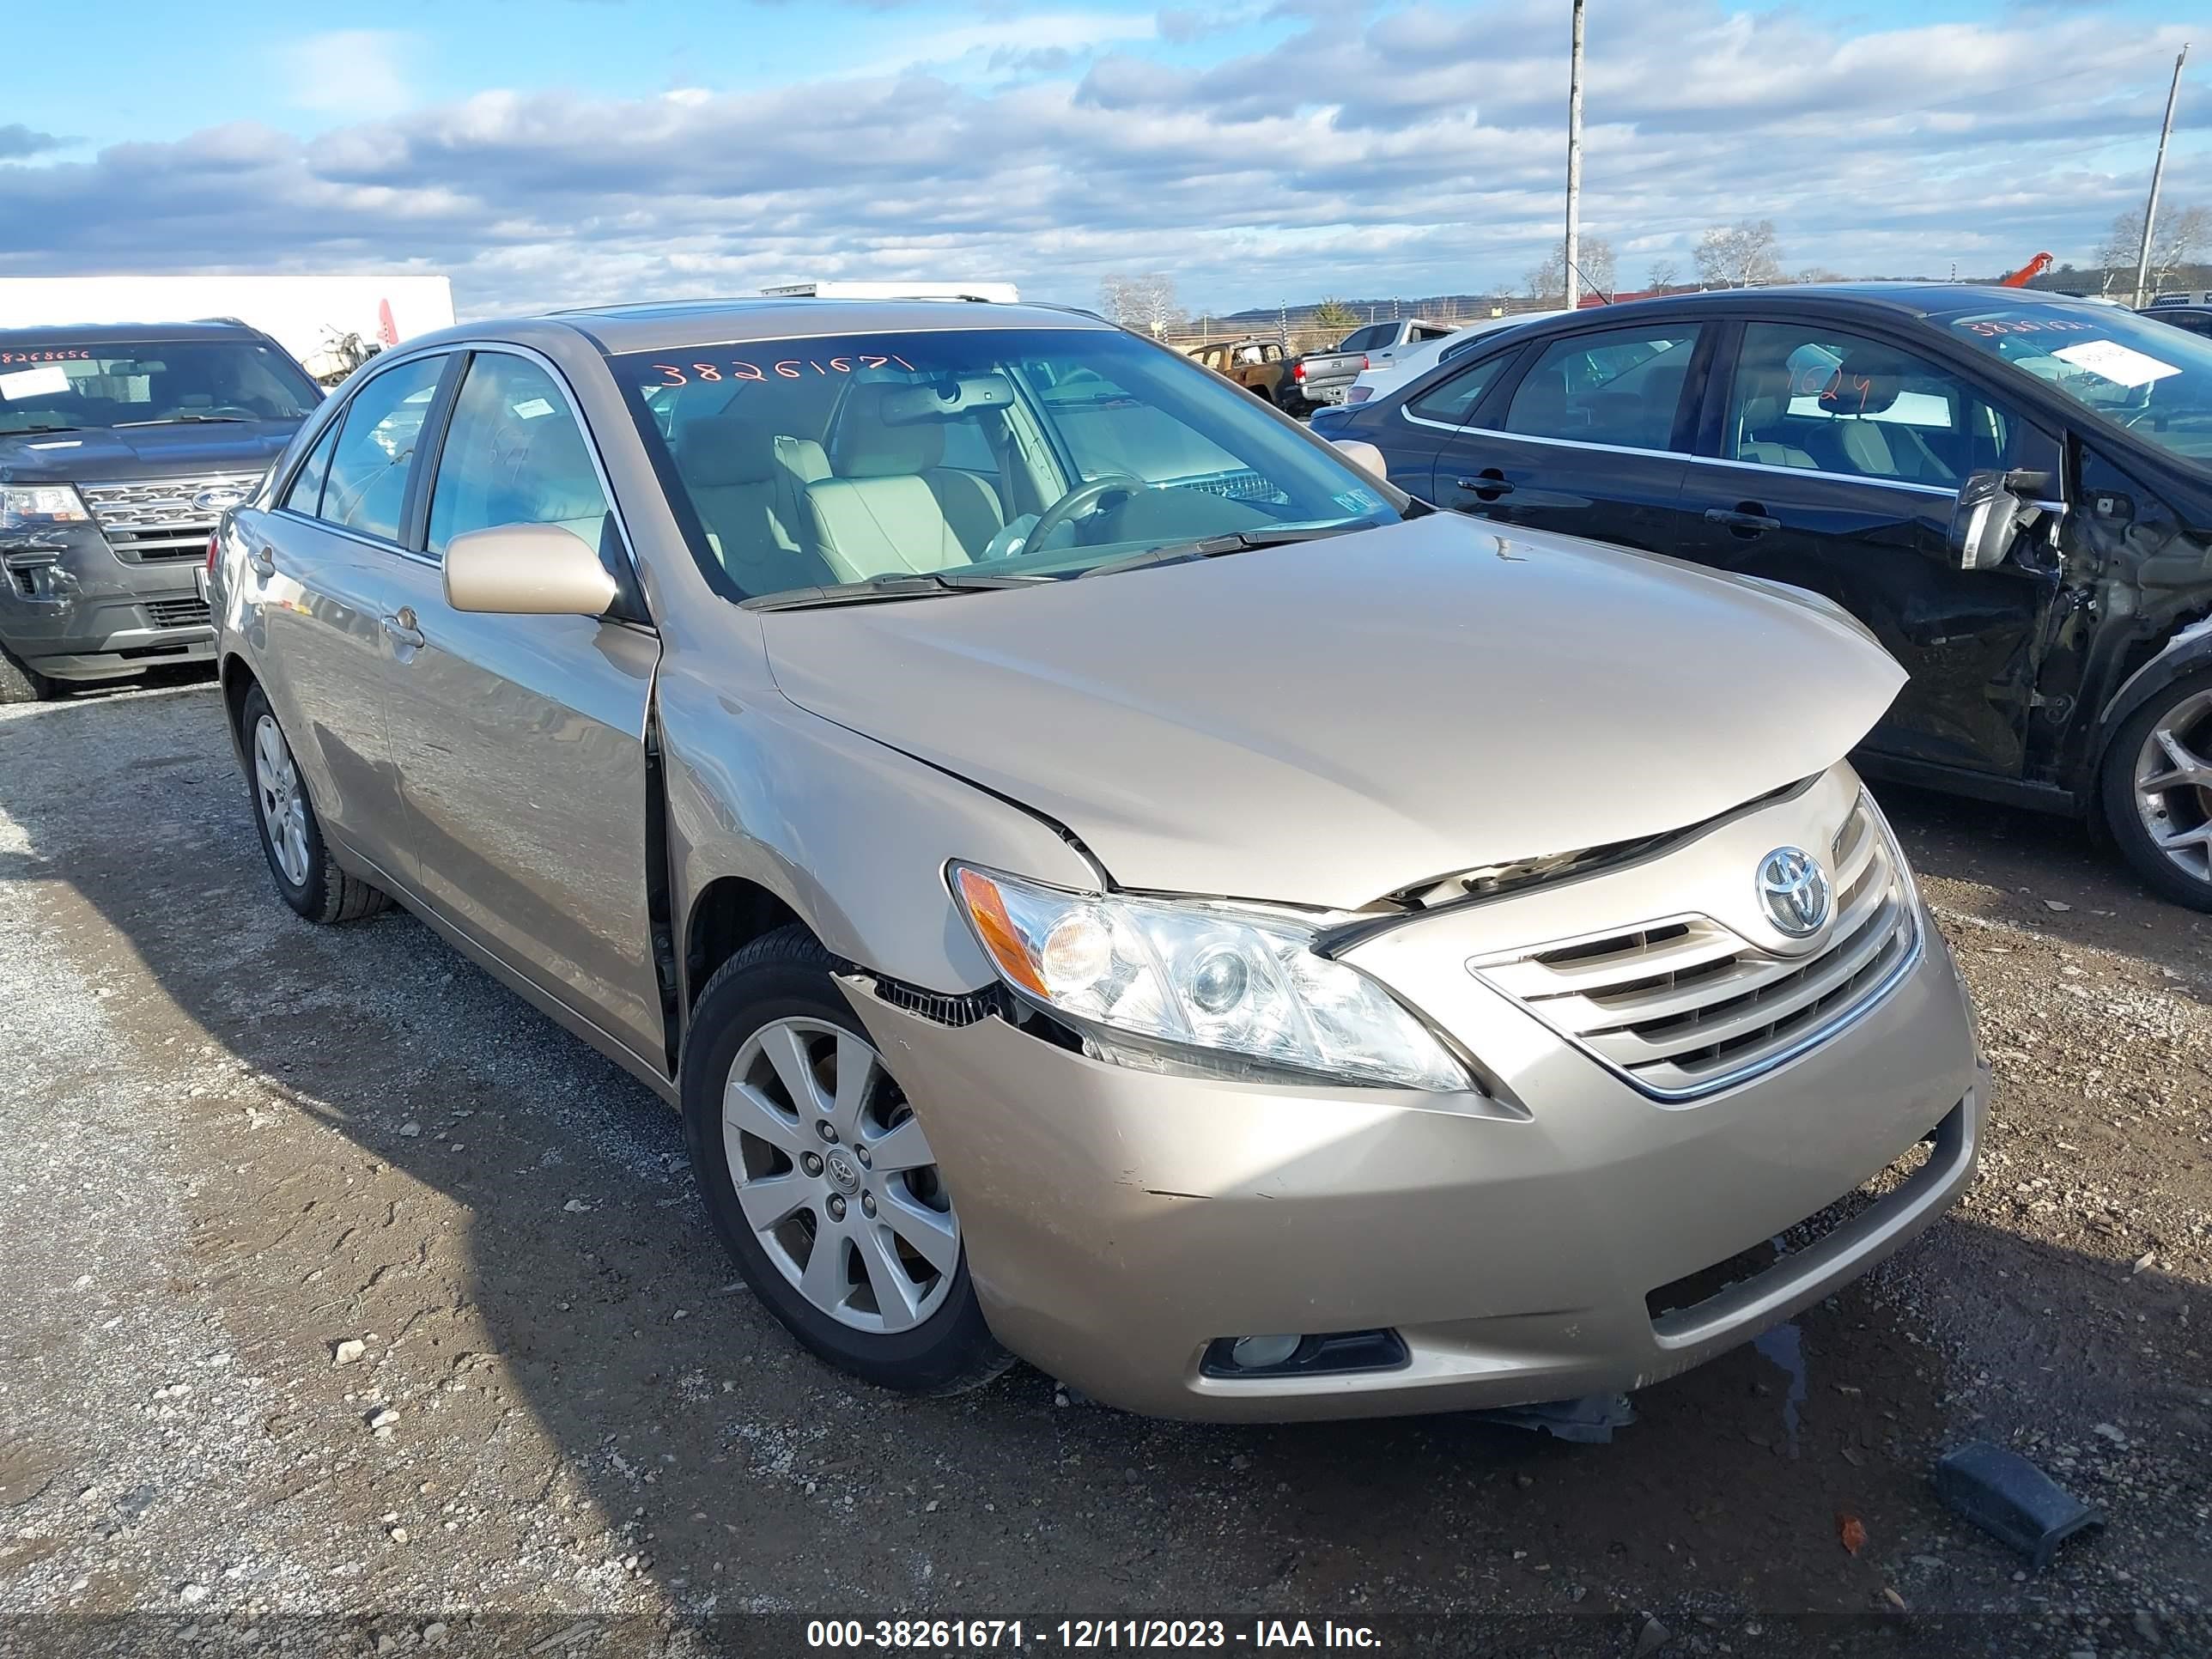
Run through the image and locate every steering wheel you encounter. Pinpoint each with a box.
[1016,473,1146,556]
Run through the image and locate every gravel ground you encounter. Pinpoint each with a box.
[0,677,2205,1659]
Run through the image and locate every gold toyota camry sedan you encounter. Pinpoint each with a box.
[209,293,1986,1420]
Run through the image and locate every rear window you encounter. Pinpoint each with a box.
[0,339,319,434]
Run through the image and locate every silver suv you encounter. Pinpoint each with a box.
[210,295,1985,1419]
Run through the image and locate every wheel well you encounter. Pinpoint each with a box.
[220,656,259,750]
[684,878,805,1010]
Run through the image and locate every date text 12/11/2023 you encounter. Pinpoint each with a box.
[805,1620,1384,1650]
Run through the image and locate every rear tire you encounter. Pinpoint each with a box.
[2100,667,2212,913]
[682,924,1012,1396]
[0,644,57,705]
[240,684,391,924]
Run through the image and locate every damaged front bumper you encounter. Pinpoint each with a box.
[2,526,213,681]
[837,772,1986,1423]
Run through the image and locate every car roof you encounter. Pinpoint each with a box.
[1564,282,2122,322]
[0,319,270,348]
[408,296,1115,358]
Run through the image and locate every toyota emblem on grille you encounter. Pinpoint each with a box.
[191,486,249,514]
[1757,847,1832,938]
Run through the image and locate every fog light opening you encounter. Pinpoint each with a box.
[1200,1328,1410,1380]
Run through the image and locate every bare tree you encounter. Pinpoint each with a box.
[1524,235,1615,303]
[1644,258,1680,292]
[1097,273,1186,339]
[1693,220,1784,288]
[2097,204,2211,294]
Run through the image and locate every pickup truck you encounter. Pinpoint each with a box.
[1291,319,1456,406]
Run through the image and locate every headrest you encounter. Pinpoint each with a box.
[775,434,830,483]
[1826,350,1908,417]
[1737,364,1795,427]
[677,415,778,488]
[837,383,945,477]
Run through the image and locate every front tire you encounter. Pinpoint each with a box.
[240,684,391,923]
[682,925,1010,1395]
[0,644,57,705]
[2101,667,2212,912]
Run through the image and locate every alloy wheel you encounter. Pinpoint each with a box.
[721,1017,959,1334]
[2133,689,2212,885]
[252,714,311,888]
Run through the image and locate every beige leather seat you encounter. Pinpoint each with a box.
[1813,352,1956,485]
[805,386,1005,582]
[674,416,838,594]
[1734,366,1817,469]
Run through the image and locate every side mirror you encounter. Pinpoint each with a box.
[443,523,618,616]
[1331,438,1389,482]
[1948,471,2025,572]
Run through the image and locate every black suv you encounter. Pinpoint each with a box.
[1322,284,2212,908]
[1,319,320,702]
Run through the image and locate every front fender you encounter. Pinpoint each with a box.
[659,659,1102,997]
[2094,617,2212,753]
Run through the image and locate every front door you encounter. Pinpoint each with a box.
[246,353,449,876]
[1674,319,2063,777]
[377,349,666,1066]
[1430,319,1710,557]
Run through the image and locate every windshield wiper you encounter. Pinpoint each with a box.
[114,415,257,427]
[3,423,87,436]
[1077,523,1364,580]
[743,569,1045,611]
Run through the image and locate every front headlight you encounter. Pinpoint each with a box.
[0,485,91,534]
[950,864,1472,1092]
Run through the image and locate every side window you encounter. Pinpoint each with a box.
[425,354,611,561]
[319,356,446,542]
[1407,351,1516,425]
[1502,325,1703,451]
[281,419,342,515]
[1727,322,2023,485]
[1341,325,1390,353]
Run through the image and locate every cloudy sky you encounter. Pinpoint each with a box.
[3,0,2204,319]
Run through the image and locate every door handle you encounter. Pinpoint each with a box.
[1705,505,1782,536]
[246,543,276,577]
[1456,471,1516,500]
[380,609,425,650]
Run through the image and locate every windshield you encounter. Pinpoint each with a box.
[1945,302,2212,467]
[0,339,319,434]
[611,327,1405,601]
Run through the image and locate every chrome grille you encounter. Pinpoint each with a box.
[1474,795,1919,1101]
[144,596,213,630]
[79,474,262,563]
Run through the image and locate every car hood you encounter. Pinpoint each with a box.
[0,420,300,484]
[760,514,1905,910]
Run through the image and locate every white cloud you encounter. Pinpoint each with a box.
[275,30,413,118]
[9,5,2203,317]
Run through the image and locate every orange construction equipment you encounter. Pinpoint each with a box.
[1998,252,2053,289]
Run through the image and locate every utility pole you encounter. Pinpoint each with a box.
[1565,0,1585,307]
[2136,43,2190,308]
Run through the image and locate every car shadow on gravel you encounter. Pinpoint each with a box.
[2,687,2205,1651]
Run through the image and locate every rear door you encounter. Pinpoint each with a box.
[1673,316,2063,777]
[1370,345,1527,501]
[244,352,450,876]
[1430,319,1711,555]
[374,347,667,1066]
